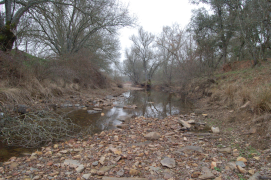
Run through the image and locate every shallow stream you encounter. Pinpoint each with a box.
[0,90,193,162]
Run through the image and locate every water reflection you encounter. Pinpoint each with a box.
[0,90,193,162]
[66,90,193,135]
[121,90,193,118]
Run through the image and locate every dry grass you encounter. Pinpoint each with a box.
[0,50,114,105]
[251,85,271,113]
[206,60,271,114]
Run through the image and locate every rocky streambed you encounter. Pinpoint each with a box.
[0,111,270,180]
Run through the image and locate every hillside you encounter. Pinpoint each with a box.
[0,50,124,108]
[184,59,271,151]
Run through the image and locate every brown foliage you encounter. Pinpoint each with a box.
[0,50,111,104]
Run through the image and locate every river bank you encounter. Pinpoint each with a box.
[0,109,270,180]
[0,86,270,179]
[1,66,271,179]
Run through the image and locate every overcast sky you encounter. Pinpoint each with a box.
[118,0,199,61]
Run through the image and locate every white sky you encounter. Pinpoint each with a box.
[118,0,199,61]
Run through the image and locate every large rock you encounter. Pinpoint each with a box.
[226,162,237,170]
[97,165,115,175]
[199,167,215,179]
[237,157,247,163]
[160,158,176,168]
[63,159,81,168]
[179,120,191,128]
[144,132,161,140]
[76,165,85,173]
[82,174,91,179]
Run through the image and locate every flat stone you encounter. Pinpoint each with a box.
[102,178,148,180]
[236,161,246,168]
[178,146,203,153]
[98,165,115,175]
[10,162,19,169]
[217,147,231,153]
[144,132,161,140]
[211,126,220,133]
[99,156,106,165]
[76,165,85,173]
[93,108,102,111]
[179,120,191,128]
[237,157,247,163]
[129,169,139,176]
[59,150,68,154]
[249,169,255,175]
[82,174,91,179]
[227,162,237,170]
[117,169,124,177]
[149,166,161,172]
[199,167,215,179]
[160,158,176,168]
[63,159,81,168]
[90,169,97,175]
[92,161,99,166]
[237,165,246,174]
[187,120,195,124]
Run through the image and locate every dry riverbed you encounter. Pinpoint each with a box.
[0,112,270,180]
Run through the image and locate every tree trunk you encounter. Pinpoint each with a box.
[0,25,16,51]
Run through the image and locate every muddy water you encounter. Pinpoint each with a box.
[0,90,193,162]
[65,90,193,135]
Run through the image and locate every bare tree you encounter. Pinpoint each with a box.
[0,0,76,51]
[17,0,134,57]
[123,48,142,84]
[156,24,185,86]
[130,27,160,87]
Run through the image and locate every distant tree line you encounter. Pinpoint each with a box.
[122,0,271,86]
